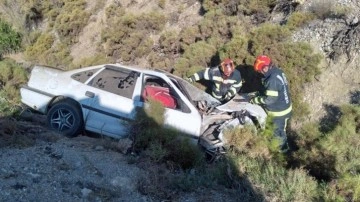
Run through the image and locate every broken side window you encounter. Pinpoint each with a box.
[88,67,139,99]
[142,75,190,113]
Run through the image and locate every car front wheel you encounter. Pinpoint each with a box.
[46,99,83,137]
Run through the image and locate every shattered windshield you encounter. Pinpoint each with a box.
[165,73,221,107]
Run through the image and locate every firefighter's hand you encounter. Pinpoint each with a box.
[249,97,256,104]
[186,77,194,83]
[221,94,231,103]
[248,91,259,98]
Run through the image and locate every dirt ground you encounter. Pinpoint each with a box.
[0,112,238,201]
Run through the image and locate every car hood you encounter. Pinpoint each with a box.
[163,71,267,126]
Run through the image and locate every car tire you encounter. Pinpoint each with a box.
[46,99,84,137]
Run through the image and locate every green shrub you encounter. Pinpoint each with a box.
[173,57,190,76]
[129,99,203,169]
[159,31,179,54]
[0,18,22,58]
[218,35,249,65]
[54,0,89,44]
[293,105,360,200]
[238,0,274,23]
[248,23,291,57]
[202,0,274,19]
[25,33,73,68]
[24,33,54,60]
[148,52,172,70]
[0,59,28,116]
[232,154,318,201]
[286,11,316,31]
[44,43,73,69]
[321,105,360,200]
[178,26,199,50]
[175,41,217,76]
[222,117,286,164]
[198,10,240,44]
[170,160,232,191]
[105,4,125,19]
[139,11,167,31]
[101,11,166,62]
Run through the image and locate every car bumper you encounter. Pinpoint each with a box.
[20,86,54,114]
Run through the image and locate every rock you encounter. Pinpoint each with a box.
[81,188,93,198]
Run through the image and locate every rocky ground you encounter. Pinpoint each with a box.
[0,113,150,202]
[291,0,360,125]
[0,112,235,202]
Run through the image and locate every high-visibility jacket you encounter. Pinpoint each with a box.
[190,66,242,101]
[252,67,292,117]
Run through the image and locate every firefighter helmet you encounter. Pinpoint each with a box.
[221,58,235,77]
[254,55,271,72]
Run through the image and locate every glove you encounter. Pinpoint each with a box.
[220,94,233,104]
[248,91,259,98]
[186,77,194,83]
[250,97,256,104]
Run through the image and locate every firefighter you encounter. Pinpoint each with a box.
[187,58,242,103]
[250,55,292,152]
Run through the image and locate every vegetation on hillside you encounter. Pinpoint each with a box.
[0,0,359,201]
[0,19,21,59]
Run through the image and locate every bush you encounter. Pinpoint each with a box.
[101,11,166,62]
[175,41,217,76]
[233,155,319,202]
[0,59,28,116]
[24,33,54,60]
[293,104,360,201]
[105,4,126,20]
[0,19,22,58]
[53,0,89,44]
[218,35,249,65]
[129,99,203,169]
[222,118,286,164]
[25,34,73,68]
[179,26,199,50]
[44,43,73,69]
[248,23,291,57]
[148,52,172,71]
[286,11,316,31]
[198,10,239,44]
[159,30,180,55]
[321,105,360,200]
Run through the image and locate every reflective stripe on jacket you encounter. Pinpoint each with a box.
[253,67,292,117]
[190,67,242,100]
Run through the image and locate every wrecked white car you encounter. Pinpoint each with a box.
[20,64,267,154]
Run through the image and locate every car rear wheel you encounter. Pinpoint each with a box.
[46,99,83,137]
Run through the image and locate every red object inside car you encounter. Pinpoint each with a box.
[143,85,177,109]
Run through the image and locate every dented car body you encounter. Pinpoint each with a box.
[20,64,267,152]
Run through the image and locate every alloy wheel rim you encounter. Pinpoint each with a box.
[50,108,75,131]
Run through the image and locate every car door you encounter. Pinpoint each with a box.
[141,74,202,138]
[83,66,141,138]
